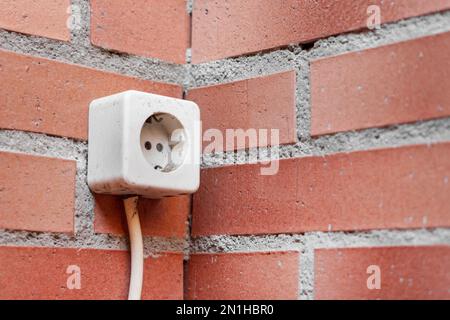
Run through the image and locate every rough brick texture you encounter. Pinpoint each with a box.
[91,0,189,64]
[187,70,297,152]
[193,143,450,236]
[0,151,76,234]
[94,194,190,238]
[191,0,450,63]
[311,32,450,136]
[187,251,299,300]
[0,0,70,41]
[315,246,450,300]
[0,246,183,300]
[0,50,182,140]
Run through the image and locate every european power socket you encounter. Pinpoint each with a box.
[140,113,186,172]
[87,90,201,199]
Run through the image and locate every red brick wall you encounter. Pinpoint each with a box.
[311,32,450,136]
[0,0,186,300]
[90,0,190,64]
[0,246,183,299]
[191,0,450,63]
[0,0,71,41]
[0,0,449,300]
[315,246,450,300]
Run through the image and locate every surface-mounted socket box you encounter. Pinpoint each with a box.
[87,90,201,198]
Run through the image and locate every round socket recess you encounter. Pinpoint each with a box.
[140,112,187,172]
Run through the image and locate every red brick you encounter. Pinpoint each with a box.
[91,0,189,64]
[192,0,450,63]
[315,246,450,300]
[0,151,76,234]
[186,71,297,152]
[0,0,70,41]
[0,246,183,300]
[311,32,450,136]
[94,194,190,239]
[0,50,182,140]
[187,251,299,299]
[192,143,450,236]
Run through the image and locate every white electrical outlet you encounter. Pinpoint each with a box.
[87,90,201,198]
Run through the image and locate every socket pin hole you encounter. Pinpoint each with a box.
[156,143,163,152]
[145,141,152,150]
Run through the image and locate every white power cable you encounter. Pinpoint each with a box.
[123,196,144,300]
